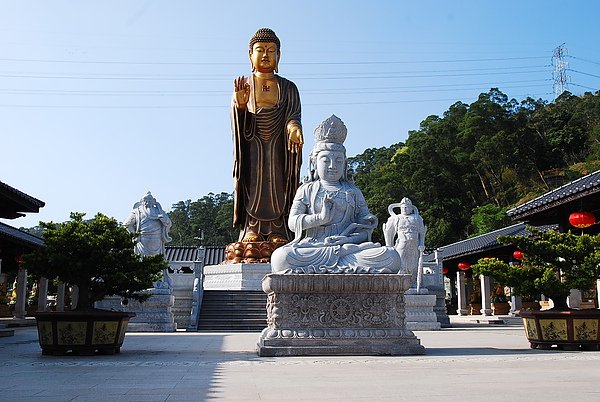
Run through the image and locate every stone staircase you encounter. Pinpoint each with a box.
[0,323,15,337]
[173,288,193,329]
[197,290,267,331]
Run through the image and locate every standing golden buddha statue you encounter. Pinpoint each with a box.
[226,28,303,263]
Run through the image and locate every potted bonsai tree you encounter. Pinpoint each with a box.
[22,212,168,355]
[473,227,600,350]
[490,284,510,315]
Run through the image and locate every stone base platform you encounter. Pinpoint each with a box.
[257,273,425,356]
[96,289,176,332]
[203,263,271,291]
[404,291,442,331]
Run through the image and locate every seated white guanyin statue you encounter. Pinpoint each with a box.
[270,115,402,274]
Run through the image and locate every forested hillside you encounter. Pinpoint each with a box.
[350,89,600,247]
[169,89,600,248]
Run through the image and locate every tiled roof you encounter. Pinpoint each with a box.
[507,170,600,219]
[165,246,199,262]
[164,245,225,265]
[433,223,559,261]
[203,245,226,265]
[0,181,45,219]
[0,222,45,248]
[435,223,527,260]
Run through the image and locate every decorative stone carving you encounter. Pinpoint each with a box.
[257,274,425,356]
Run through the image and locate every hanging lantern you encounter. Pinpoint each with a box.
[15,255,23,265]
[513,250,524,260]
[569,211,595,229]
[442,267,449,275]
[457,262,471,271]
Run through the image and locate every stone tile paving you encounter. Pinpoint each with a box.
[1,325,600,401]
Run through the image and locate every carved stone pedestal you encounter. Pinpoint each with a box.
[203,263,271,291]
[257,273,425,356]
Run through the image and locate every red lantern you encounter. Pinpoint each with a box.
[569,211,595,229]
[513,250,524,260]
[457,262,471,271]
[442,267,449,275]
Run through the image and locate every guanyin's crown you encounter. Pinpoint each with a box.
[314,115,347,145]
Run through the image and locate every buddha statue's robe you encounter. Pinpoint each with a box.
[270,180,402,274]
[231,74,302,241]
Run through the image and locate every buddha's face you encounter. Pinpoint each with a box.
[400,203,413,215]
[250,41,279,73]
[316,150,345,182]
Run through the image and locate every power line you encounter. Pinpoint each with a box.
[566,55,600,66]
[0,64,550,79]
[570,83,598,91]
[0,83,550,97]
[567,69,600,80]
[298,70,550,80]
[0,78,551,91]
[0,93,554,109]
[0,55,550,66]
[0,68,551,82]
[297,64,550,76]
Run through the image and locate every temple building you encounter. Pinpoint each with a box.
[432,169,600,317]
[0,181,45,326]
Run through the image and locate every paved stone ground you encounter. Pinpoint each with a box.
[1,318,600,401]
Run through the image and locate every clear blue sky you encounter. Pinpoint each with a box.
[1,0,599,228]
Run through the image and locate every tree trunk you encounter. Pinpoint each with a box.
[74,282,92,311]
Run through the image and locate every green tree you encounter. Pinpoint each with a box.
[169,200,194,245]
[21,213,167,310]
[473,229,600,309]
[348,144,405,243]
[470,204,511,236]
[168,193,237,246]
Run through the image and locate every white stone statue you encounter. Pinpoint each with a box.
[124,192,172,256]
[270,115,402,274]
[124,192,172,288]
[383,198,427,284]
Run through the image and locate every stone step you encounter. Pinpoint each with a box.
[201,299,266,304]
[197,290,267,331]
[197,320,266,331]
[202,294,266,301]
[0,324,15,337]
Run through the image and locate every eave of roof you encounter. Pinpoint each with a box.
[436,223,527,261]
[507,170,600,219]
[164,245,225,265]
[0,221,45,248]
[0,181,45,219]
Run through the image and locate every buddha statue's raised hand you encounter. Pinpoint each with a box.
[234,76,250,109]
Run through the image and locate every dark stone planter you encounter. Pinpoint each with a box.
[520,301,541,312]
[492,302,510,315]
[34,309,135,355]
[521,308,600,350]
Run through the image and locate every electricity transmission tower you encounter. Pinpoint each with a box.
[552,43,570,99]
